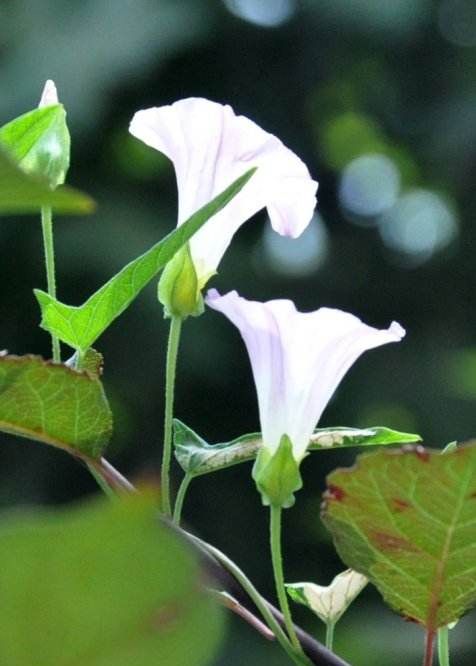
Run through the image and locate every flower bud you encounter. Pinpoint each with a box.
[252,435,303,508]
[33,80,70,189]
[158,244,204,319]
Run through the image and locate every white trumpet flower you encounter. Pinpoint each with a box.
[206,290,405,462]
[130,98,318,287]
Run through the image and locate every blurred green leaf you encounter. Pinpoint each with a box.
[0,104,70,187]
[0,147,93,215]
[321,443,476,630]
[173,419,422,477]
[0,354,112,458]
[0,492,223,665]
[35,168,257,352]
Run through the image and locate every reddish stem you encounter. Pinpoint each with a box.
[423,630,435,666]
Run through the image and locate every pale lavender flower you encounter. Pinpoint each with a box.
[206,289,405,461]
[39,80,59,108]
[129,98,318,286]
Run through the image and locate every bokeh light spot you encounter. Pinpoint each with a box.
[320,112,387,170]
[339,154,401,221]
[379,189,458,265]
[442,348,476,399]
[262,214,329,277]
[223,0,296,27]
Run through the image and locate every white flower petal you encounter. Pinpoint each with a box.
[129,98,317,282]
[38,80,59,108]
[289,570,368,624]
[206,289,405,459]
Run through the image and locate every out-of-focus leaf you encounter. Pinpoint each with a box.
[0,354,112,458]
[0,492,223,666]
[173,419,422,477]
[0,104,70,187]
[35,167,256,352]
[0,148,93,215]
[321,443,476,631]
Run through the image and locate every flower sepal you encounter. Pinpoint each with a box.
[252,435,303,508]
[158,244,204,319]
[0,81,70,190]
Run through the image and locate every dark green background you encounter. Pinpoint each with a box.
[1,1,475,664]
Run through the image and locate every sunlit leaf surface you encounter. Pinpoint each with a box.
[0,354,112,458]
[322,444,476,630]
[173,418,422,477]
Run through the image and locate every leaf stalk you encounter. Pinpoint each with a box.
[437,627,450,666]
[173,473,192,525]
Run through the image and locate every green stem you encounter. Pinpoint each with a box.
[84,457,136,497]
[86,462,117,498]
[161,315,183,517]
[41,205,60,362]
[437,627,450,666]
[173,473,192,525]
[189,532,310,666]
[270,505,303,654]
[325,622,335,651]
[74,348,86,371]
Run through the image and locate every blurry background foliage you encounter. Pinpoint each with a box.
[1,0,476,664]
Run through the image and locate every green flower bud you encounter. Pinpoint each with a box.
[252,435,303,508]
[158,244,204,319]
[0,80,70,190]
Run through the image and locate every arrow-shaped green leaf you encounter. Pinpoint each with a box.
[0,354,112,458]
[35,168,256,352]
[173,419,422,477]
[321,443,476,631]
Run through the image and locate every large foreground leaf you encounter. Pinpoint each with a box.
[35,168,256,352]
[0,492,223,666]
[321,444,476,630]
[0,147,93,215]
[0,354,112,458]
[173,419,421,477]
